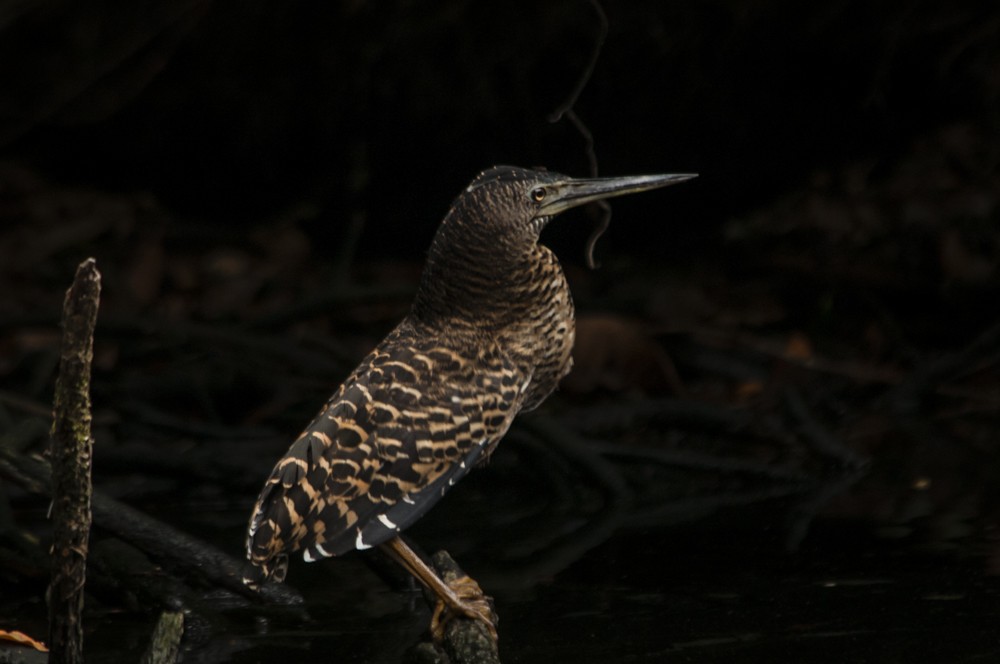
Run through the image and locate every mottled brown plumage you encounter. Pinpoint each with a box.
[245,165,695,637]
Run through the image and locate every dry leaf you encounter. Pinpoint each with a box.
[0,630,48,652]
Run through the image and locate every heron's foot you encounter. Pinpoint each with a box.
[430,573,498,643]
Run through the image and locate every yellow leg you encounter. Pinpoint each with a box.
[380,536,498,642]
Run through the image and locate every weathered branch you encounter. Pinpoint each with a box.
[140,610,184,664]
[90,490,300,605]
[48,258,100,664]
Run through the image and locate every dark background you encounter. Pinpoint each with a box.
[4,1,996,256]
[1,1,999,662]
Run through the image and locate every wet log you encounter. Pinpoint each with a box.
[405,551,501,664]
[434,551,501,664]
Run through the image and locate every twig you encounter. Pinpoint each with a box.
[565,108,610,268]
[547,0,608,124]
[48,258,100,664]
[547,0,611,268]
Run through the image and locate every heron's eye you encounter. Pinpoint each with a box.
[531,187,546,202]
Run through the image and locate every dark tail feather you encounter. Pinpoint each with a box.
[242,553,288,589]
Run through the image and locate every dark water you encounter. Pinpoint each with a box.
[68,452,999,664]
[153,524,999,663]
[8,422,995,663]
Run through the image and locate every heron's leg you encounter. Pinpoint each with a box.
[380,536,497,642]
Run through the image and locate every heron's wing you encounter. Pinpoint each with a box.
[245,331,524,581]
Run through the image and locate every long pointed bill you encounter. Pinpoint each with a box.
[538,173,697,217]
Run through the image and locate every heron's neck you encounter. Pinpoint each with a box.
[411,232,548,334]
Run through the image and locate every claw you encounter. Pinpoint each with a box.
[379,537,499,644]
[429,573,498,643]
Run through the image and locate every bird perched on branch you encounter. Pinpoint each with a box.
[244,165,696,641]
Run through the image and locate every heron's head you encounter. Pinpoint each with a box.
[440,165,695,256]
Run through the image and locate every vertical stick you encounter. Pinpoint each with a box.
[49,258,101,664]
